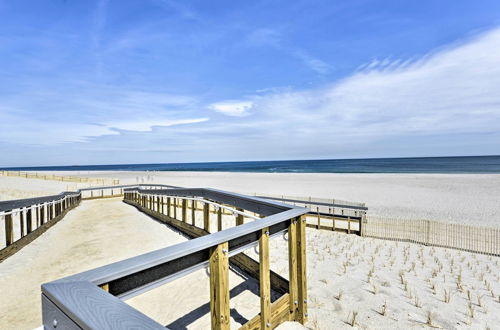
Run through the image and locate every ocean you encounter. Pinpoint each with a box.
[2,155,500,174]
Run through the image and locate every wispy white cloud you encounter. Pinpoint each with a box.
[107,118,209,131]
[245,27,500,143]
[208,100,253,117]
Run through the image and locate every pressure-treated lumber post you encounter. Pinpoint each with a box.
[191,200,196,225]
[40,204,45,224]
[173,198,177,219]
[4,213,13,246]
[167,197,171,217]
[204,202,210,232]
[288,217,298,320]
[19,209,25,237]
[217,207,223,232]
[236,208,244,226]
[161,197,164,214]
[260,228,271,329]
[209,241,230,330]
[297,215,308,323]
[156,196,160,212]
[182,199,187,222]
[27,208,33,233]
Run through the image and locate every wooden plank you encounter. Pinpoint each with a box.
[209,242,230,330]
[240,294,290,330]
[260,228,271,329]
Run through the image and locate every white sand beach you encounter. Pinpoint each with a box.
[35,171,500,226]
[0,172,499,329]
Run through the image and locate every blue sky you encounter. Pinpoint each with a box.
[1,0,500,166]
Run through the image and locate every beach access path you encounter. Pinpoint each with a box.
[0,198,274,329]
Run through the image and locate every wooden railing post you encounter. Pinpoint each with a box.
[27,208,33,234]
[236,208,244,226]
[4,213,13,246]
[204,202,210,232]
[167,197,171,217]
[191,200,196,225]
[173,198,177,219]
[209,242,230,330]
[40,204,45,224]
[288,217,298,320]
[217,207,223,232]
[260,228,271,328]
[182,199,187,222]
[161,197,164,214]
[297,215,308,323]
[19,209,26,237]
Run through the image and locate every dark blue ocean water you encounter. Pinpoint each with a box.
[2,156,500,173]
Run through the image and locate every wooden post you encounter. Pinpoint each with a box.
[204,202,210,232]
[156,196,161,212]
[173,198,177,219]
[217,207,223,232]
[288,217,298,320]
[27,208,33,233]
[161,197,164,214]
[209,242,230,330]
[297,215,308,323]
[236,208,244,226]
[167,197,171,217]
[182,199,187,222]
[19,209,25,237]
[316,207,320,229]
[4,213,13,246]
[191,200,196,225]
[40,204,45,224]
[260,228,271,329]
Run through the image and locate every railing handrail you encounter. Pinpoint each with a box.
[41,187,309,329]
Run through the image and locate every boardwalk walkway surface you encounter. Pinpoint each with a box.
[0,199,189,329]
[0,198,266,330]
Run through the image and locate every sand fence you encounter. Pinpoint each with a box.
[362,216,500,256]
[0,170,119,185]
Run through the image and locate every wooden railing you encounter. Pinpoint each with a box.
[0,192,82,261]
[41,187,309,330]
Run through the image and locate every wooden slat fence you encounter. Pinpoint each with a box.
[363,217,500,256]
